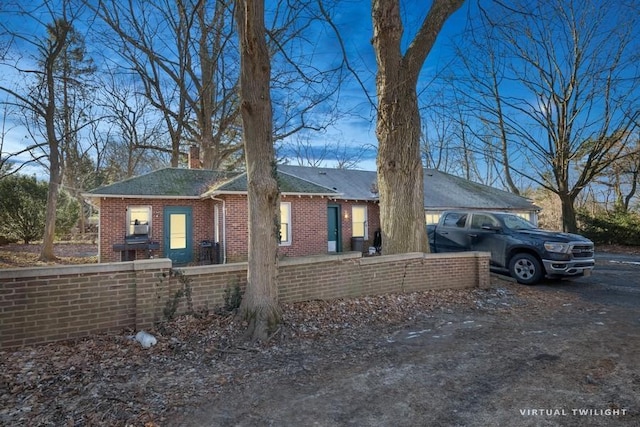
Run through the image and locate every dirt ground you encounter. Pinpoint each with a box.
[173,278,639,427]
[0,242,98,268]
[1,245,639,426]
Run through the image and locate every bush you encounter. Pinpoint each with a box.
[0,175,47,244]
[577,208,640,246]
[0,175,81,243]
[55,190,80,238]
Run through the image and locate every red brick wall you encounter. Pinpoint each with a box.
[225,194,330,262]
[219,196,380,261]
[98,195,381,264]
[279,195,328,258]
[98,198,217,263]
[337,201,381,251]
[0,260,171,349]
[223,195,249,263]
[0,252,489,349]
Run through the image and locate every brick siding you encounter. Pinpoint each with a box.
[98,195,381,264]
[0,252,489,350]
[98,198,217,263]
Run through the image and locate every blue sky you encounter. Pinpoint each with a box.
[0,0,474,177]
[274,0,473,171]
[3,0,640,214]
[9,0,634,191]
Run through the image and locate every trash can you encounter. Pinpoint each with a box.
[200,240,213,264]
[212,241,221,264]
[351,237,364,252]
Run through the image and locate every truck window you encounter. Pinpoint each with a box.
[471,214,498,229]
[502,214,536,230]
[443,213,467,228]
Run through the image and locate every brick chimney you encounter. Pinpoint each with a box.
[188,145,201,169]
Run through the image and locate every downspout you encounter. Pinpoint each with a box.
[97,197,103,263]
[210,196,227,264]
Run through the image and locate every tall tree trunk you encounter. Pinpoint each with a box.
[491,69,520,195]
[196,0,215,170]
[372,0,464,255]
[235,0,281,341]
[40,81,61,261]
[559,192,578,233]
[39,19,71,262]
[376,83,428,254]
[40,168,60,261]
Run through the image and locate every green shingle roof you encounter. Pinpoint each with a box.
[423,169,536,210]
[204,170,338,195]
[85,165,536,212]
[86,167,339,198]
[279,165,537,210]
[86,168,239,197]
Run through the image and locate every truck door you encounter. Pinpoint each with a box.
[435,212,469,252]
[468,213,507,267]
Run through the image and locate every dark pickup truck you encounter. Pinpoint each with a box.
[427,211,595,284]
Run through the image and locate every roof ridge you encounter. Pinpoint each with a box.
[277,168,340,194]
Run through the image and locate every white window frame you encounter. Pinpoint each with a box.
[279,202,292,246]
[351,205,368,239]
[127,206,152,236]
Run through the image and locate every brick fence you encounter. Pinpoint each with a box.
[0,252,489,350]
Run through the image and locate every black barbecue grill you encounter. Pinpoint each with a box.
[113,230,159,261]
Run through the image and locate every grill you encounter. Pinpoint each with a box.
[124,235,151,246]
[113,234,159,261]
[571,244,594,258]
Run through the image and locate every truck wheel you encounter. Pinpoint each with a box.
[509,253,543,285]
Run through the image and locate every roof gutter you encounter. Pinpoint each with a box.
[82,194,201,200]
[209,196,227,264]
[204,190,340,198]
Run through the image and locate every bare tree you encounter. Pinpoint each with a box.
[419,83,486,183]
[286,135,332,167]
[92,0,345,171]
[235,0,281,341]
[91,0,232,167]
[0,0,94,260]
[97,71,168,180]
[420,90,464,175]
[333,143,367,169]
[447,20,522,195]
[372,0,464,255]
[53,24,99,240]
[591,133,640,212]
[456,0,640,232]
[0,105,21,178]
[284,134,367,169]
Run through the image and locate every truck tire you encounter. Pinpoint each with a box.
[509,253,543,285]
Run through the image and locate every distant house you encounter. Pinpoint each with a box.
[84,152,537,265]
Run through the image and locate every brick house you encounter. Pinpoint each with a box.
[85,157,537,265]
[85,165,382,264]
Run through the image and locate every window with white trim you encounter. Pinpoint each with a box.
[352,206,367,238]
[127,206,151,236]
[279,202,291,246]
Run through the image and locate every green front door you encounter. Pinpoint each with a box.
[163,206,193,265]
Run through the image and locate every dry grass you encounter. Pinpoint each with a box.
[0,243,98,269]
